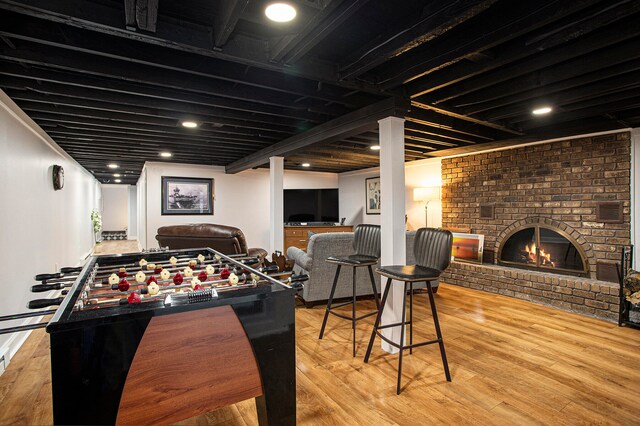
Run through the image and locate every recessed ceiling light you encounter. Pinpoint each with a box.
[301,163,310,167]
[181,121,198,128]
[159,152,172,158]
[370,145,381,151]
[107,163,119,169]
[114,179,122,183]
[265,3,297,22]
[113,173,121,177]
[532,106,553,115]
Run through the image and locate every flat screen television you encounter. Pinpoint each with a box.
[284,189,339,224]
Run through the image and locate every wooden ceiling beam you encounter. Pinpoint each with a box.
[404,123,480,145]
[4,89,298,136]
[124,0,136,30]
[413,14,640,102]
[410,101,523,135]
[270,0,369,64]
[28,112,277,144]
[406,110,500,140]
[0,0,380,93]
[226,97,409,173]
[514,94,640,129]
[404,134,457,148]
[478,69,640,121]
[0,11,378,107]
[339,0,498,80]
[0,39,352,117]
[55,142,249,160]
[0,64,325,123]
[17,101,286,140]
[455,46,640,115]
[523,0,640,50]
[377,0,603,89]
[213,0,249,47]
[45,128,268,150]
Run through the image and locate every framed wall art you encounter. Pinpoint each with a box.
[161,176,214,215]
[451,232,484,264]
[365,176,381,215]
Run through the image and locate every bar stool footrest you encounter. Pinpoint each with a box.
[376,320,412,330]
[329,309,378,322]
[328,300,354,310]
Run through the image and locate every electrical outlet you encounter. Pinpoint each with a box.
[0,348,9,376]
[54,262,59,272]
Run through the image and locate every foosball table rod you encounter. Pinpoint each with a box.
[0,309,58,335]
[34,256,259,284]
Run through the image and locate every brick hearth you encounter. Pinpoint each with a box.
[441,132,630,321]
[441,261,619,321]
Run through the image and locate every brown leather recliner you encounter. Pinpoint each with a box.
[155,224,268,261]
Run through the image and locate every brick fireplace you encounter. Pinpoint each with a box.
[440,132,631,321]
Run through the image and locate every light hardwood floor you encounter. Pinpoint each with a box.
[1,244,638,424]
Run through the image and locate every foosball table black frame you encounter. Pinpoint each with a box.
[44,248,297,425]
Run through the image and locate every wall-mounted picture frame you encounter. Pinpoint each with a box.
[161,176,214,215]
[365,176,381,215]
[451,232,484,264]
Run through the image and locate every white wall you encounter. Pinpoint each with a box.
[128,185,137,239]
[284,169,338,189]
[338,158,442,230]
[0,91,100,362]
[101,184,129,231]
[140,162,338,250]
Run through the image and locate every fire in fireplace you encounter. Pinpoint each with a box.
[498,225,587,276]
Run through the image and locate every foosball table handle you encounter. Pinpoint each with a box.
[287,274,308,290]
[28,297,65,309]
[34,272,64,281]
[31,283,66,293]
[60,266,83,274]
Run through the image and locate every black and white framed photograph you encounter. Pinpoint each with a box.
[161,176,213,215]
[365,176,381,215]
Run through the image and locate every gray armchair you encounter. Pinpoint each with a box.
[287,230,437,306]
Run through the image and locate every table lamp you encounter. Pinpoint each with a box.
[413,186,441,227]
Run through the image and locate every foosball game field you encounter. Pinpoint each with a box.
[12,248,305,425]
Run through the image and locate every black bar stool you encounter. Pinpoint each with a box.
[364,227,453,394]
[319,224,381,356]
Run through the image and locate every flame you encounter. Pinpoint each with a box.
[524,242,555,267]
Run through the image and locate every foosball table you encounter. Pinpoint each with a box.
[1,248,305,425]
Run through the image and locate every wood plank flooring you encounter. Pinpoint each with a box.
[1,245,638,424]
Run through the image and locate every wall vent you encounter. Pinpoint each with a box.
[595,201,623,223]
[479,204,495,220]
[596,261,619,283]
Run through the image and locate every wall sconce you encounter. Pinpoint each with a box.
[413,186,441,227]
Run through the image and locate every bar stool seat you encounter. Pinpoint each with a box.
[364,227,453,394]
[319,224,381,357]
[326,254,378,266]
[376,265,441,281]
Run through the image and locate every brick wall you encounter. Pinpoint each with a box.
[441,132,631,279]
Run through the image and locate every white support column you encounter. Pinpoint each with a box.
[632,128,639,268]
[378,116,406,354]
[270,156,284,254]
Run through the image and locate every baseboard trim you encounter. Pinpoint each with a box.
[0,313,46,376]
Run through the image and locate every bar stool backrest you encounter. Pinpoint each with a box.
[353,224,381,258]
[414,228,453,272]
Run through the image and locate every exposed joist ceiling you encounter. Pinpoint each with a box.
[0,0,637,183]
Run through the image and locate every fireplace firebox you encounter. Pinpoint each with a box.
[498,225,588,276]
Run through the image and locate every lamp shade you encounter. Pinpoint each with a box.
[413,186,440,202]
